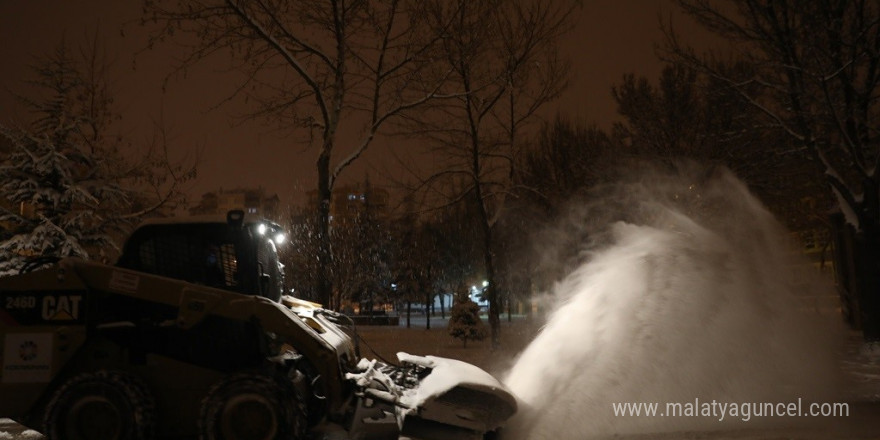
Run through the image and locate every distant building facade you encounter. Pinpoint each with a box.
[306,181,390,223]
[189,187,281,220]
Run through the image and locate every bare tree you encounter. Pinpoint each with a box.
[401,0,575,348]
[428,197,482,320]
[666,0,880,339]
[503,118,616,311]
[392,211,440,329]
[144,0,457,307]
[331,179,393,312]
[611,63,830,232]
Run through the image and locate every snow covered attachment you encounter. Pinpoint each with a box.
[347,353,517,440]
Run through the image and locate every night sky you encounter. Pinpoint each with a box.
[0,1,719,209]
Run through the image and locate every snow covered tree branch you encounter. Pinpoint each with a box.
[0,38,193,275]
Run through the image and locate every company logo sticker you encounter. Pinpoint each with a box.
[2,291,86,325]
[109,270,140,293]
[41,295,82,321]
[18,340,37,361]
[2,333,52,383]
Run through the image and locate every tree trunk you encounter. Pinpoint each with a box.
[470,143,501,348]
[526,275,533,321]
[857,225,880,342]
[406,300,412,329]
[860,176,880,342]
[831,214,860,329]
[426,291,432,330]
[484,246,500,349]
[367,288,374,324]
[477,205,501,349]
[832,177,880,342]
[317,148,333,309]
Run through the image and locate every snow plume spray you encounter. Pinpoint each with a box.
[503,164,843,439]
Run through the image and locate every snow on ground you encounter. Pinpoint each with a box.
[0,420,40,440]
[843,340,880,402]
[1,328,879,439]
[859,342,880,364]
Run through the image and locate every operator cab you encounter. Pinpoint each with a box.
[116,210,286,302]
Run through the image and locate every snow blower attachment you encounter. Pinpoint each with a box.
[346,353,518,440]
[0,211,516,439]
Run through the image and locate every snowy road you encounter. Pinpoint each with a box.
[1,340,878,439]
[2,333,877,439]
[2,337,877,439]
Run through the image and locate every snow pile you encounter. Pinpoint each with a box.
[503,166,842,438]
[860,342,880,363]
[0,431,41,440]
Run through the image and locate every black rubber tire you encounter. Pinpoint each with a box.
[199,373,307,440]
[43,370,155,440]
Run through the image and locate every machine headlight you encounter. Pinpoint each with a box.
[273,233,286,245]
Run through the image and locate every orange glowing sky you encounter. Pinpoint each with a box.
[0,1,720,210]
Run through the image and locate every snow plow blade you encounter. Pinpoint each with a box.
[396,353,517,440]
[372,353,517,440]
[347,353,517,440]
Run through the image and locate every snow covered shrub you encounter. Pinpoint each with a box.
[448,300,487,348]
